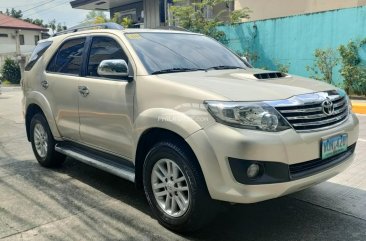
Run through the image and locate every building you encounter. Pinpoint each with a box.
[70,0,233,28]
[235,0,366,21]
[0,13,48,67]
[71,0,163,28]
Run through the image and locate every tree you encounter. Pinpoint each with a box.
[86,11,134,28]
[338,40,366,95]
[5,8,23,19]
[306,48,339,85]
[24,18,48,28]
[170,0,251,42]
[84,10,108,24]
[48,19,57,34]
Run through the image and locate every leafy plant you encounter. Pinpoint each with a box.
[276,62,290,73]
[338,40,366,95]
[112,13,134,28]
[306,48,339,85]
[1,58,21,84]
[90,12,134,28]
[236,50,260,66]
[170,0,250,42]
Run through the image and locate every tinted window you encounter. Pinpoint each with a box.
[126,33,248,74]
[87,37,128,78]
[25,41,52,71]
[19,35,25,45]
[47,38,86,75]
[34,35,40,45]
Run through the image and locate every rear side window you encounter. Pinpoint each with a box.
[25,41,52,71]
[47,38,86,75]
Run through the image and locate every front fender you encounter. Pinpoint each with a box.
[25,91,61,140]
[133,108,203,158]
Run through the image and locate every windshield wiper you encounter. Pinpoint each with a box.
[205,66,245,71]
[151,68,204,75]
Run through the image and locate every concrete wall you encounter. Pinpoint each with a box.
[0,28,40,55]
[235,0,366,21]
[143,0,160,28]
[218,6,366,84]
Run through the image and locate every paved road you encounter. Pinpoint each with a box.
[0,87,365,241]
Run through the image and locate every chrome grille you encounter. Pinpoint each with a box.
[275,94,349,132]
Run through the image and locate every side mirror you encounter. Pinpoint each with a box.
[97,59,129,78]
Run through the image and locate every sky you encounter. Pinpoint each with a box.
[0,0,93,27]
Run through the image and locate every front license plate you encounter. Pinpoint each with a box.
[321,134,348,159]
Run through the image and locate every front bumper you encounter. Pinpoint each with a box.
[185,113,359,204]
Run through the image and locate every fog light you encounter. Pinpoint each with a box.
[247,163,260,179]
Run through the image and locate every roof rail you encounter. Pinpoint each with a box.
[53,22,124,37]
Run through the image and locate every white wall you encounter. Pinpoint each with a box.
[0,28,41,55]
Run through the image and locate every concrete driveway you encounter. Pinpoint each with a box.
[1,87,365,241]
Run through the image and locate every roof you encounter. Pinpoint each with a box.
[0,13,48,31]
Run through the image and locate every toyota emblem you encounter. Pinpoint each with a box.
[321,98,334,116]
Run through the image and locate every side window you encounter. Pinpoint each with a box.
[19,35,25,45]
[34,35,40,45]
[47,38,86,75]
[25,41,52,71]
[87,37,128,79]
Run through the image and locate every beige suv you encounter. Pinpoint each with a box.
[22,23,359,232]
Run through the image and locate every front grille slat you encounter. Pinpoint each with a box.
[333,99,346,108]
[291,111,348,127]
[279,107,323,113]
[275,94,349,132]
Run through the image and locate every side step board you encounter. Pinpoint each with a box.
[55,143,135,183]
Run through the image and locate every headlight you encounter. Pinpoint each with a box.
[204,101,291,132]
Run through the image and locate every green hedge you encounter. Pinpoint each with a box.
[1,58,21,84]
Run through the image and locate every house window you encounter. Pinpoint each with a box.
[35,35,40,45]
[19,34,25,45]
[0,33,8,38]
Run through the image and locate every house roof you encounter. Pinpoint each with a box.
[0,13,48,31]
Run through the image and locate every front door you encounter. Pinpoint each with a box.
[78,35,135,159]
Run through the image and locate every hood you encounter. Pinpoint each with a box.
[157,69,336,101]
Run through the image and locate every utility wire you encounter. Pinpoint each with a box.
[0,0,68,26]
[24,0,71,18]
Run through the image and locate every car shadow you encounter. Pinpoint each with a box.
[57,158,366,241]
[2,157,366,241]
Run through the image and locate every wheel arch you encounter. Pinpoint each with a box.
[25,91,61,141]
[134,128,205,190]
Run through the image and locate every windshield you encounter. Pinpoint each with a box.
[126,32,249,74]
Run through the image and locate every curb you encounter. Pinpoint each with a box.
[352,102,366,114]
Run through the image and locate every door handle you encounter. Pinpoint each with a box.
[41,80,49,89]
[78,86,90,97]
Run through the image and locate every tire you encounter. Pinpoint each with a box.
[30,113,65,167]
[143,141,217,233]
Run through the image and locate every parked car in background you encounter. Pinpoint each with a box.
[22,23,359,233]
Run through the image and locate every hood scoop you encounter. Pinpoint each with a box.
[254,72,287,79]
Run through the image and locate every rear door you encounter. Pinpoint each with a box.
[78,35,135,159]
[44,37,86,141]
